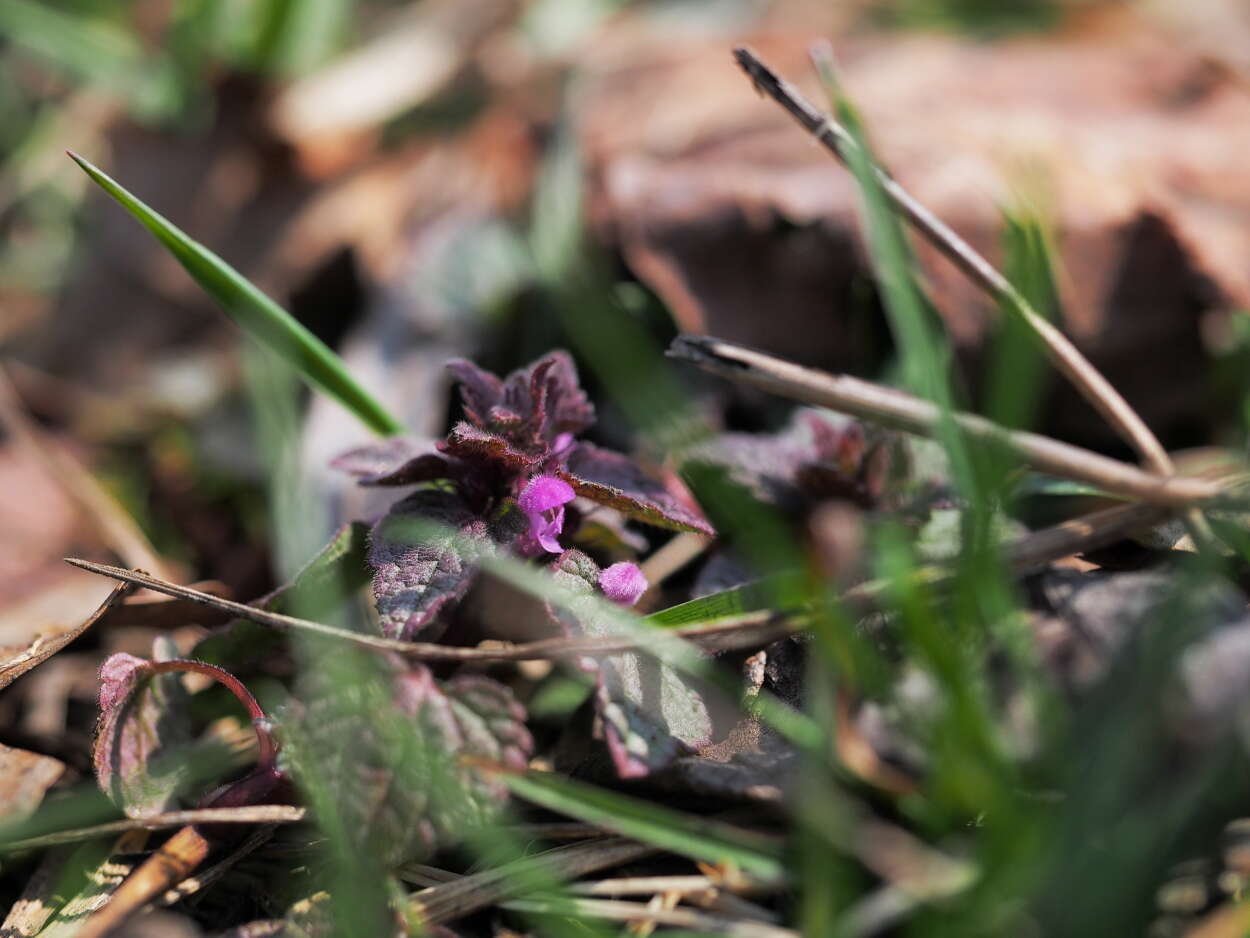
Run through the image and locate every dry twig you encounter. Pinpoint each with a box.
[732,47,1171,476]
[501,896,796,937]
[668,335,1229,508]
[1,806,305,853]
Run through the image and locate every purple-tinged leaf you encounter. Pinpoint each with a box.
[93,643,194,817]
[533,350,595,439]
[393,666,534,838]
[286,657,533,868]
[595,653,712,779]
[547,551,712,778]
[447,359,504,427]
[439,422,540,476]
[561,442,713,535]
[331,437,455,487]
[449,351,595,447]
[687,408,895,511]
[369,490,488,640]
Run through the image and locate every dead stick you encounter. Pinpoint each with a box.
[2,805,305,853]
[71,497,1171,667]
[732,46,1172,477]
[74,825,211,938]
[668,335,1228,507]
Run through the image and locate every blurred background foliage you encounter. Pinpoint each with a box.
[9,1,1250,936]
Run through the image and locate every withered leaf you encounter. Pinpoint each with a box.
[561,442,713,535]
[368,490,488,641]
[548,550,712,778]
[0,742,65,824]
[92,642,194,818]
[582,29,1250,449]
[0,578,130,692]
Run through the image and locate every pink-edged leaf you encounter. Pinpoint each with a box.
[687,409,896,510]
[439,422,541,476]
[393,665,535,851]
[93,642,194,817]
[447,359,504,427]
[286,658,533,867]
[332,437,453,486]
[561,442,713,535]
[547,551,712,778]
[368,490,488,640]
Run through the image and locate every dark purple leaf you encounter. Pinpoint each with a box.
[447,359,504,427]
[332,437,453,487]
[439,422,540,476]
[547,551,712,778]
[93,642,194,817]
[561,442,713,535]
[533,350,596,439]
[449,351,595,448]
[369,490,488,640]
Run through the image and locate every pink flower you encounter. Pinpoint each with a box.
[518,474,576,554]
[599,562,648,606]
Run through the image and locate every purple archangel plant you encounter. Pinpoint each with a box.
[333,351,717,777]
[93,646,282,818]
[333,350,713,642]
[94,646,535,864]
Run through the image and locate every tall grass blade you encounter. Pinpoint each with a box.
[67,152,404,437]
[496,769,787,883]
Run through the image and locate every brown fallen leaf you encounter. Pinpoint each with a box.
[579,16,1250,450]
[0,579,131,692]
[0,743,64,824]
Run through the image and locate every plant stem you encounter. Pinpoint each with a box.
[147,659,276,773]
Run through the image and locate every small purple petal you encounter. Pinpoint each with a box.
[517,475,576,555]
[519,475,575,514]
[599,563,648,606]
[535,523,564,554]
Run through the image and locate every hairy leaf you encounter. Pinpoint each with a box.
[331,437,451,486]
[561,442,713,534]
[447,351,595,450]
[439,422,540,476]
[369,490,488,641]
[447,359,505,427]
[548,551,712,778]
[284,655,533,868]
[686,408,893,511]
[92,643,193,817]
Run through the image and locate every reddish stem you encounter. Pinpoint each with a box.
[148,659,277,773]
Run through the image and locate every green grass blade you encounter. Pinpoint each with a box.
[496,769,787,883]
[646,571,808,627]
[68,152,404,437]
